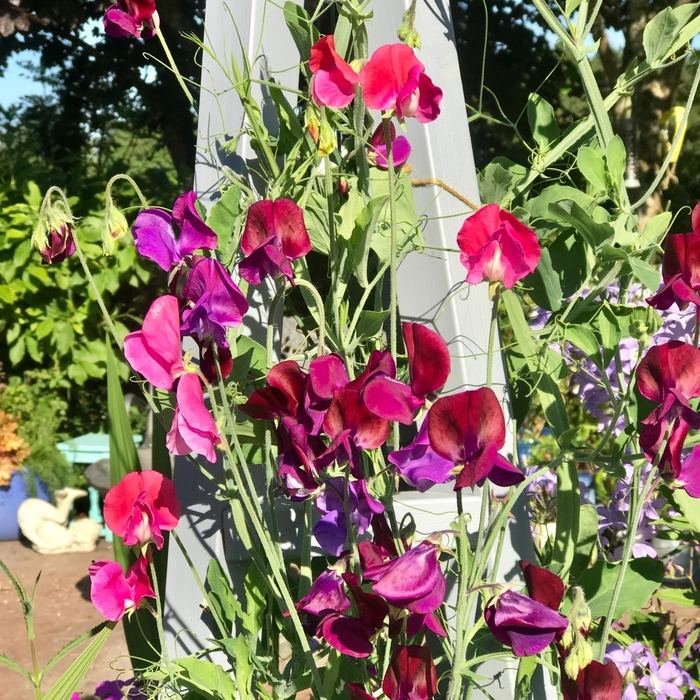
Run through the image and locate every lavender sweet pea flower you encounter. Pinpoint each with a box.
[314,478,384,556]
[639,655,689,700]
[180,257,249,348]
[484,589,568,657]
[368,122,411,169]
[132,191,218,271]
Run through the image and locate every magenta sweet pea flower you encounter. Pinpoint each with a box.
[73,679,147,700]
[123,295,185,391]
[457,204,541,289]
[676,445,700,497]
[239,199,312,285]
[360,44,442,123]
[88,556,155,622]
[636,341,700,477]
[103,471,180,550]
[166,373,221,463]
[132,191,217,271]
[368,122,411,169]
[104,0,157,39]
[426,388,524,489]
[364,322,451,424]
[181,257,249,348]
[647,203,700,314]
[382,645,438,700]
[309,35,360,109]
[485,588,569,657]
[364,540,445,615]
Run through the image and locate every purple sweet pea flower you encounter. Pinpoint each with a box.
[180,257,249,348]
[132,191,218,271]
[72,678,148,700]
[639,655,687,700]
[484,589,568,657]
[364,540,446,614]
[388,420,454,492]
[368,121,411,169]
[239,199,312,285]
[314,478,384,556]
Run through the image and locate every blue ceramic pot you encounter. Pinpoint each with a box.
[0,470,50,541]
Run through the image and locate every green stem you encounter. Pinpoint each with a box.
[298,500,313,599]
[148,558,179,697]
[324,155,344,355]
[295,279,327,354]
[154,16,194,105]
[486,286,500,389]
[105,174,150,209]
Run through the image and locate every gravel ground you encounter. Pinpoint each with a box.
[0,538,130,699]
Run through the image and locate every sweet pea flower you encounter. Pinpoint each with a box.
[561,660,625,700]
[132,191,217,271]
[180,257,249,348]
[457,204,541,289]
[239,199,312,285]
[427,388,524,489]
[382,645,438,700]
[123,295,185,391]
[104,0,157,39]
[676,445,700,497]
[636,340,700,477]
[360,44,442,123]
[368,122,411,169]
[71,679,147,700]
[31,204,76,265]
[166,373,222,463]
[647,202,700,314]
[309,35,360,109]
[103,471,180,550]
[88,556,155,622]
[484,588,569,657]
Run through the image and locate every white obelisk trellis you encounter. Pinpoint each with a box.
[164,2,553,697]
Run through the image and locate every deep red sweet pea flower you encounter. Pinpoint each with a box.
[239,199,312,285]
[561,660,624,700]
[309,35,360,109]
[360,44,442,123]
[104,0,157,39]
[426,388,523,489]
[88,556,155,621]
[647,203,700,314]
[520,560,565,612]
[104,471,180,549]
[382,645,438,700]
[636,341,700,477]
[457,204,541,289]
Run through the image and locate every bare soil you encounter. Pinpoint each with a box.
[0,538,130,699]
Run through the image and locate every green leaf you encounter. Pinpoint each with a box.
[42,623,114,700]
[641,212,672,247]
[605,136,627,191]
[9,337,25,365]
[656,588,700,608]
[53,321,74,355]
[597,304,622,367]
[524,246,563,312]
[337,189,366,241]
[577,146,607,191]
[643,7,679,65]
[552,461,579,581]
[570,504,599,578]
[355,310,389,341]
[206,558,239,635]
[574,557,664,620]
[502,289,569,437]
[230,335,267,384]
[0,654,31,681]
[283,2,317,63]
[218,637,253,700]
[42,623,110,676]
[566,325,602,369]
[243,562,267,639]
[549,201,614,250]
[25,335,42,363]
[333,11,352,59]
[350,195,389,288]
[527,94,560,149]
[207,185,242,250]
[565,0,584,15]
[668,487,700,532]
[175,657,237,700]
[628,256,660,292]
[479,159,529,208]
[514,654,537,699]
[35,317,54,340]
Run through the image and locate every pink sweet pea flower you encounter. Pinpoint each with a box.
[360,44,443,123]
[88,556,155,622]
[368,122,411,169]
[457,204,541,289]
[309,35,360,109]
[382,645,438,700]
[123,295,185,391]
[104,0,157,39]
[647,202,700,315]
[427,388,524,489]
[239,199,312,285]
[103,471,180,550]
[166,373,221,463]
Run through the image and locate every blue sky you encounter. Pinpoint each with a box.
[0,51,46,109]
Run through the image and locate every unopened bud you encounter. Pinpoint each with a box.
[397,4,421,49]
[102,203,129,256]
[564,637,593,680]
[31,200,76,265]
[317,119,336,157]
[338,177,350,197]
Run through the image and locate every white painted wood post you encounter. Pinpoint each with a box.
[164,2,554,697]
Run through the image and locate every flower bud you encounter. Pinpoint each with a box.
[102,203,129,256]
[32,203,76,265]
[397,6,421,49]
[317,119,336,157]
[564,637,593,680]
